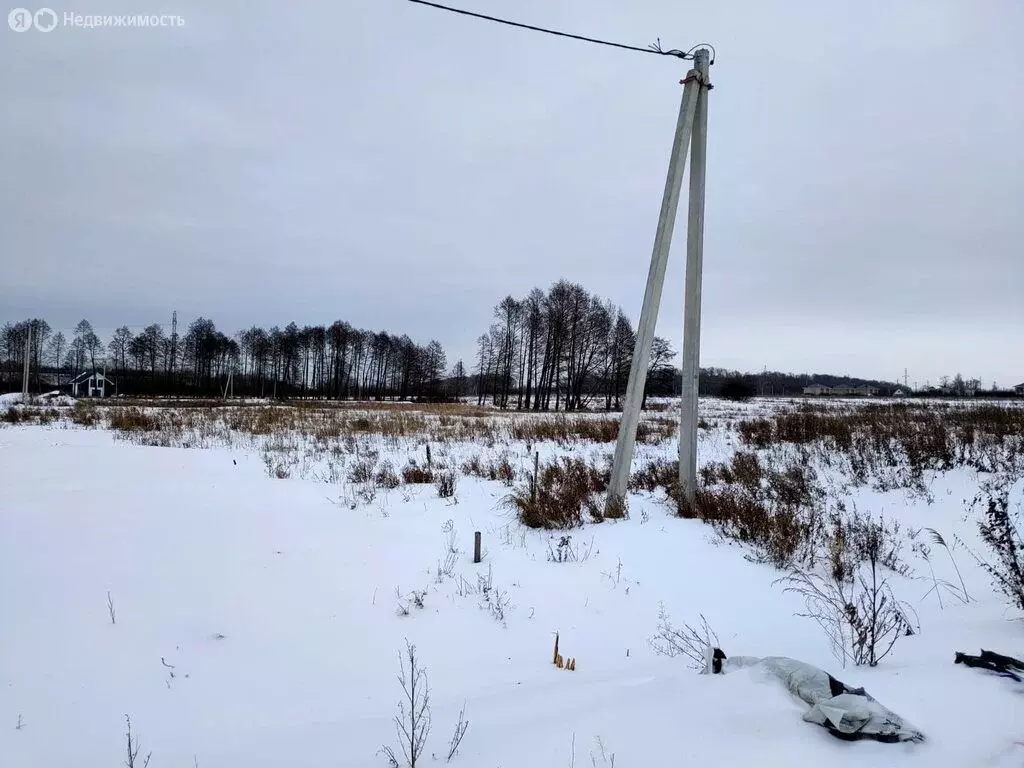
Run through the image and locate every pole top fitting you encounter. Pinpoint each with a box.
[692,48,712,86]
[680,67,713,90]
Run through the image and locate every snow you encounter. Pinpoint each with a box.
[0,391,77,411]
[0,392,25,410]
[1,406,1022,768]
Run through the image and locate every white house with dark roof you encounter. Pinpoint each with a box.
[69,370,114,398]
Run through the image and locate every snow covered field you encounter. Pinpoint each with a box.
[1,398,1022,767]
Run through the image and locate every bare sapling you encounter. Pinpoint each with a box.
[107,591,116,625]
[445,702,469,762]
[590,736,616,767]
[124,714,151,768]
[382,640,431,768]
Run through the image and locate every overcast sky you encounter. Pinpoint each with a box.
[2,0,1021,387]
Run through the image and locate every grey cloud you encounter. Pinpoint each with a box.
[1,0,1021,384]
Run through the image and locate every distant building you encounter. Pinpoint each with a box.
[803,384,831,396]
[893,388,909,397]
[802,384,879,397]
[1015,383,1024,396]
[69,370,114,398]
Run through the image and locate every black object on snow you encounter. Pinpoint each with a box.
[954,649,1024,682]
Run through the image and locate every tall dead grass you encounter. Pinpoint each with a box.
[57,402,679,448]
[738,403,1024,482]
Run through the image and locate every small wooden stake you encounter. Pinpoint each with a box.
[473,531,482,564]
[531,451,540,503]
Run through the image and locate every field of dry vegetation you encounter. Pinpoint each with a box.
[5,394,1024,664]
[7,396,1023,527]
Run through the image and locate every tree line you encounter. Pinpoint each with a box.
[0,281,665,408]
[473,280,681,411]
[8,279,962,405]
[1,314,451,400]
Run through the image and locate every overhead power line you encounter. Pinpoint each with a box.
[406,0,714,63]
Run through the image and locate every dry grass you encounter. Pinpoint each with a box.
[52,401,680,449]
[633,452,825,569]
[108,408,162,432]
[461,454,517,486]
[738,403,1024,475]
[0,406,62,425]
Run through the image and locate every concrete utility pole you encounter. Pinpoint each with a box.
[606,48,712,514]
[22,325,32,402]
[678,48,711,506]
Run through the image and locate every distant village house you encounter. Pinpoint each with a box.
[802,383,880,397]
[69,370,114,398]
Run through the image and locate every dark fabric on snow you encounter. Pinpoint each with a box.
[954,649,1024,682]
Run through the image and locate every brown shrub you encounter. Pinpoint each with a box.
[508,414,674,445]
[1,406,24,424]
[108,408,161,432]
[737,418,774,449]
[70,403,99,427]
[729,452,763,490]
[630,458,679,495]
[493,455,517,486]
[695,487,806,568]
[402,461,435,485]
[374,460,401,489]
[506,457,609,529]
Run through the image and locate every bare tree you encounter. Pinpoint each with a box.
[643,336,676,409]
[46,331,67,387]
[108,326,134,386]
[450,360,467,401]
[72,319,100,374]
